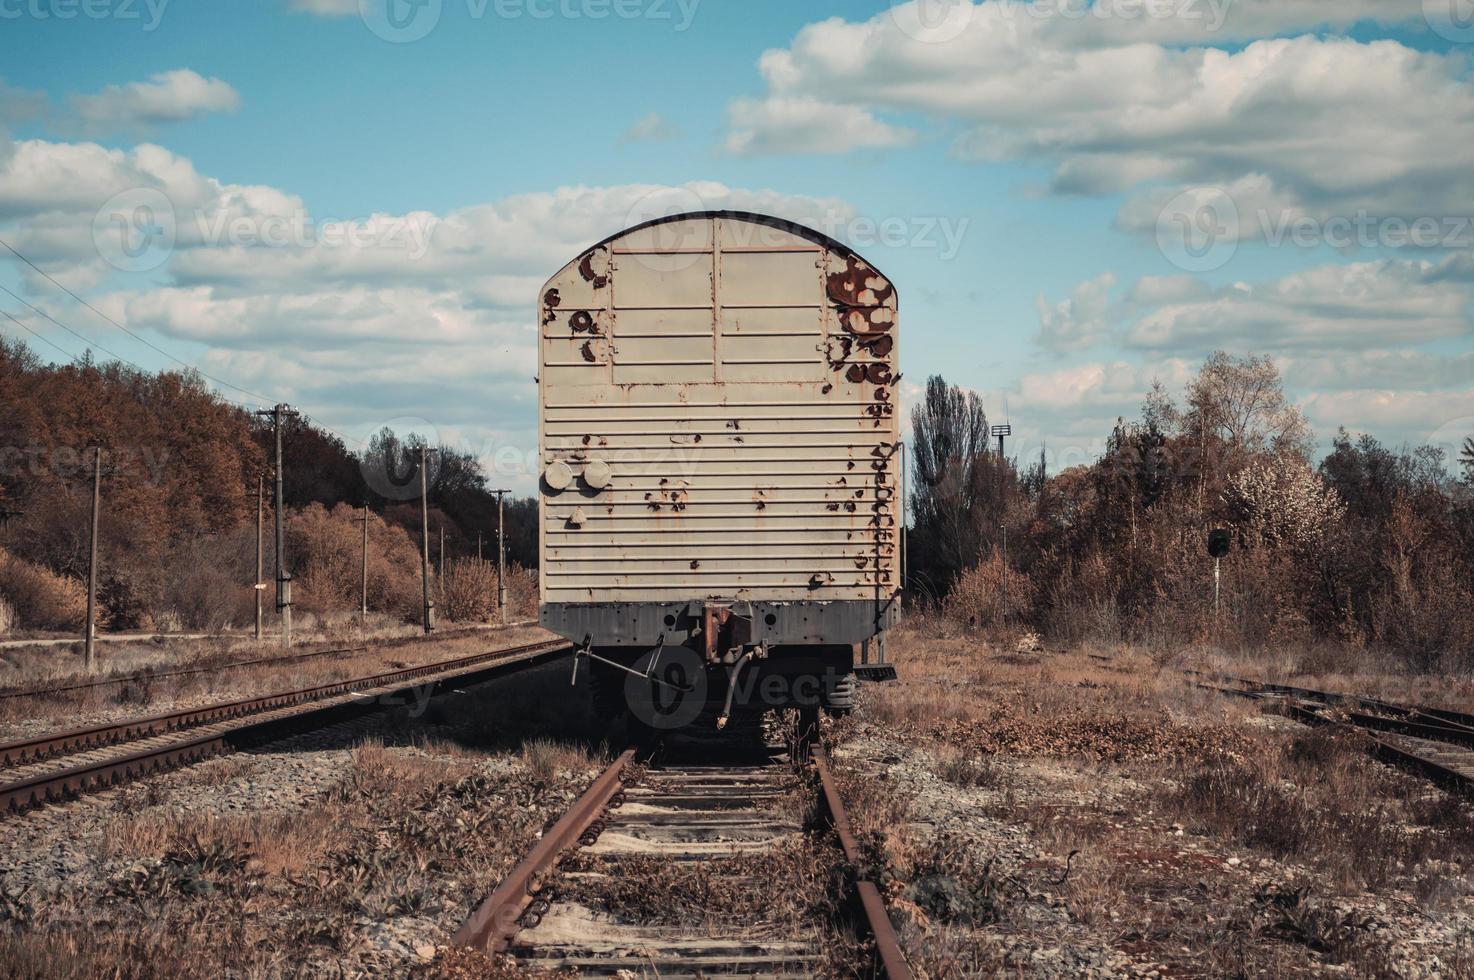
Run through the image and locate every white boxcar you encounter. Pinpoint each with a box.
[537,212,900,727]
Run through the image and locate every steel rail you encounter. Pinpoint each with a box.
[1,640,572,814]
[813,744,913,980]
[0,620,538,702]
[452,748,637,953]
[0,637,564,767]
[1196,676,1474,794]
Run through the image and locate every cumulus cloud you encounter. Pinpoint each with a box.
[729,5,1474,225]
[725,98,916,156]
[0,136,858,491]
[69,70,240,136]
[618,112,683,145]
[1035,272,1116,352]
[1036,261,1474,360]
[1125,261,1474,353]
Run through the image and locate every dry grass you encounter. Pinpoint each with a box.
[0,623,552,737]
[831,618,1474,977]
[1,725,603,977]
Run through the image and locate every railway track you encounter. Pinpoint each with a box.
[1198,672,1474,792]
[0,620,537,702]
[452,738,911,978]
[0,637,570,815]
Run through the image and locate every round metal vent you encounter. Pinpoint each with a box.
[544,460,574,492]
[583,458,612,490]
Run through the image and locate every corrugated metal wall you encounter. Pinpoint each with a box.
[538,213,900,604]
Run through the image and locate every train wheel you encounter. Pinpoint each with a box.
[590,663,626,721]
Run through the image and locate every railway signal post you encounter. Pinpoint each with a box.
[1207,529,1231,619]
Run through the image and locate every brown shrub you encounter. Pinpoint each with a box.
[287,503,422,620]
[943,547,1034,631]
[437,557,497,622]
[0,547,86,630]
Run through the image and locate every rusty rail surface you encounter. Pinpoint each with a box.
[813,744,912,980]
[1197,675,1474,794]
[0,620,538,702]
[1,639,571,814]
[452,748,637,953]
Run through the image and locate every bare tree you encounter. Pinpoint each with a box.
[1462,436,1474,482]
[1184,352,1311,460]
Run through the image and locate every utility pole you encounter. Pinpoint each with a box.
[361,502,370,624]
[439,526,446,579]
[477,530,483,564]
[84,447,102,671]
[251,475,265,642]
[491,489,509,621]
[257,404,294,648]
[420,446,435,634]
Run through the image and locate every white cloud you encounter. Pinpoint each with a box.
[619,112,683,145]
[729,5,1474,224]
[1282,350,1474,393]
[1037,260,1474,357]
[70,70,240,136]
[1035,272,1116,352]
[1299,388,1474,452]
[1125,261,1474,353]
[0,136,857,492]
[725,97,917,156]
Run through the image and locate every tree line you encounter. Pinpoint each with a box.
[0,338,536,633]
[909,352,1474,669]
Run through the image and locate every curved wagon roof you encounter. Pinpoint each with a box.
[541,210,898,301]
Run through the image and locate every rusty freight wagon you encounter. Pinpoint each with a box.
[537,211,900,734]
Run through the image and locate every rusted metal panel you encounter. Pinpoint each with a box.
[538,212,900,605]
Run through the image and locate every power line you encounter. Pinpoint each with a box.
[0,237,363,446]
[0,282,145,374]
[0,235,276,406]
[0,307,85,363]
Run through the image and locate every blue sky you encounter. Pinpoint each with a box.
[2,0,1472,491]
